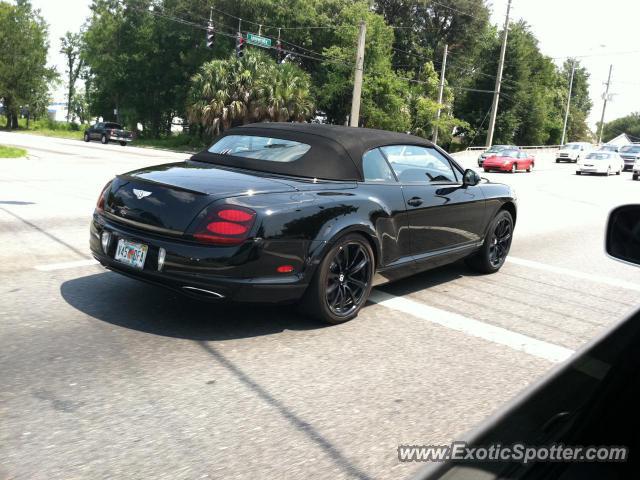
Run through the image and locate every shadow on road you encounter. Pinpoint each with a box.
[60,271,324,341]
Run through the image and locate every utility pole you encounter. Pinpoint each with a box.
[349,20,366,127]
[597,64,613,145]
[432,44,448,145]
[485,0,512,147]
[560,61,576,146]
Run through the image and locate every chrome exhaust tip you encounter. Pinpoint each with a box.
[181,286,225,299]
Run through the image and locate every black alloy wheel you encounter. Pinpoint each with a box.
[300,233,374,324]
[466,210,514,274]
[326,242,371,317]
[488,216,512,268]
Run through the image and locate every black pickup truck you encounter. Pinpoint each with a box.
[84,122,133,146]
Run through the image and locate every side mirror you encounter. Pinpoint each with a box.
[606,204,640,266]
[462,169,481,187]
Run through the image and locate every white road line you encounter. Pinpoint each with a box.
[34,259,99,271]
[507,256,640,293]
[369,289,575,363]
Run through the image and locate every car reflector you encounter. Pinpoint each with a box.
[158,247,166,271]
[277,265,294,273]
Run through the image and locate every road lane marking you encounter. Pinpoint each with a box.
[369,289,575,363]
[34,259,99,271]
[507,256,640,293]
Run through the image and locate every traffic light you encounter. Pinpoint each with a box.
[276,39,284,63]
[236,33,245,58]
[206,22,215,49]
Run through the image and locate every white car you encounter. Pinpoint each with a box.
[576,152,624,175]
[556,142,593,163]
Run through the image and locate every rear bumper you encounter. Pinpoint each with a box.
[90,214,311,304]
[109,136,132,142]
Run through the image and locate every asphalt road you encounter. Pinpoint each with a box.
[2,132,640,480]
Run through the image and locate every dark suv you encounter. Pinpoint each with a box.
[84,122,132,146]
[619,144,640,171]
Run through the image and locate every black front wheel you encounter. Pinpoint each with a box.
[300,234,374,324]
[466,210,514,274]
[100,135,108,144]
[83,133,90,142]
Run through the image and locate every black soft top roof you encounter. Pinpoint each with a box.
[190,122,436,181]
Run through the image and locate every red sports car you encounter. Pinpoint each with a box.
[483,149,535,173]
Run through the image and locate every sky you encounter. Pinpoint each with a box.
[29,0,640,131]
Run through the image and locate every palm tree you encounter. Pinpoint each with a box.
[255,63,314,122]
[188,52,314,136]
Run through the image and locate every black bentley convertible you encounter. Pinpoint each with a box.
[90,123,516,323]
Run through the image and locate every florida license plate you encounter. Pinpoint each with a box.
[114,239,148,269]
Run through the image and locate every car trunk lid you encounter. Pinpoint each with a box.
[103,161,298,232]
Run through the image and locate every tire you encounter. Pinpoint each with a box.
[574,156,580,163]
[83,133,90,142]
[526,162,533,173]
[576,171,581,175]
[484,168,490,173]
[465,210,514,274]
[120,141,127,146]
[511,163,517,173]
[633,174,638,181]
[299,233,374,324]
[555,159,560,163]
[101,134,108,144]
[606,167,611,176]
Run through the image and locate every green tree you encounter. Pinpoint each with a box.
[60,31,85,122]
[0,0,57,128]
[317,1,410,131]
[600,113,640,143]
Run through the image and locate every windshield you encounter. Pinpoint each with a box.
[620,145,640,154]
[208,135,311,162]
[586,153,610,160]
[599,145,617,152]
[486,145,510,153]
[563,144,582,150]
[499,149,519,157]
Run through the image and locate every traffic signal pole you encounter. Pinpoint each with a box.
[486,0,512,147]
[349,20,366,127]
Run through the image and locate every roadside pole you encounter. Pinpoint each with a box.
[485,0,512,147]
[597,64,613,145]
[349,20,367,127]
[432,44,448,145]
[560,61,576,146]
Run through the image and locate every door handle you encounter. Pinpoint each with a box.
[407,197,423,207]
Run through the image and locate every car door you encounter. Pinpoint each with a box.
[379,145,486,266]
[359,148,411,270]
[91,123,102,139]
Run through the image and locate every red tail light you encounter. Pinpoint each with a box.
[96,181,111,212]
[193,206,256,245]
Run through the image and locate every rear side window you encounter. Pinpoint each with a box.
[209,135,311,162]
[362,149,396,183]
[105,123,122,129]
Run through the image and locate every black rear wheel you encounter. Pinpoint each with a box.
[466,210,513,274]
[83,133,90,142]
[120,141,127,146]
[101,134,108,144]
[300,234,374,324]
